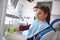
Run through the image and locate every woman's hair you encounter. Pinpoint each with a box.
[33,6,40,9]
[33,6,50,24]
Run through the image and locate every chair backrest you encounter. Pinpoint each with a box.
[35,18,60,40]
[50,18,60,31]
[35,27,54,40]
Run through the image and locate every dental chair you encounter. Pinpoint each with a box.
[35,18,60,40]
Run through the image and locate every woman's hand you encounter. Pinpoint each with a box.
[14,28,19,32]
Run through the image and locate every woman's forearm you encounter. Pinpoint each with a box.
[19,24,31,31]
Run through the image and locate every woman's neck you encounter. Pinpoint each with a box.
[38,19,46,22]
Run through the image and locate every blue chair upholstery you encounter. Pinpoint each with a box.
[50,18,60,31]
[35,27,53,40]
[35,18,60,40]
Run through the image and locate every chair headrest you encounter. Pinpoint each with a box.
[50,18,60,31]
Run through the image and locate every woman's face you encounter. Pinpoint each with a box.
[34,8,48,21]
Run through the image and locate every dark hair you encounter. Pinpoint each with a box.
[33,6,50,24]
[33,6,40,9]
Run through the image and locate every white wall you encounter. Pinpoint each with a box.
[34,0,52,2]
[51,0,60,22]
[0,0,8,40]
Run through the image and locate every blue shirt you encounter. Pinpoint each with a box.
[22,19,49,38]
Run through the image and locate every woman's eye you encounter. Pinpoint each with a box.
[38,12,41,14]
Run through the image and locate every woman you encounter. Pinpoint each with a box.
[26,5,50,39]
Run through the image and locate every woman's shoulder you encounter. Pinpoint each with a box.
[32,19,38,23]
[44,22,49,27]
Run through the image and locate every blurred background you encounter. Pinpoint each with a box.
[0,0,60,40]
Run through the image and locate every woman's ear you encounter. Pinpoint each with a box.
[45,13,48,18]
